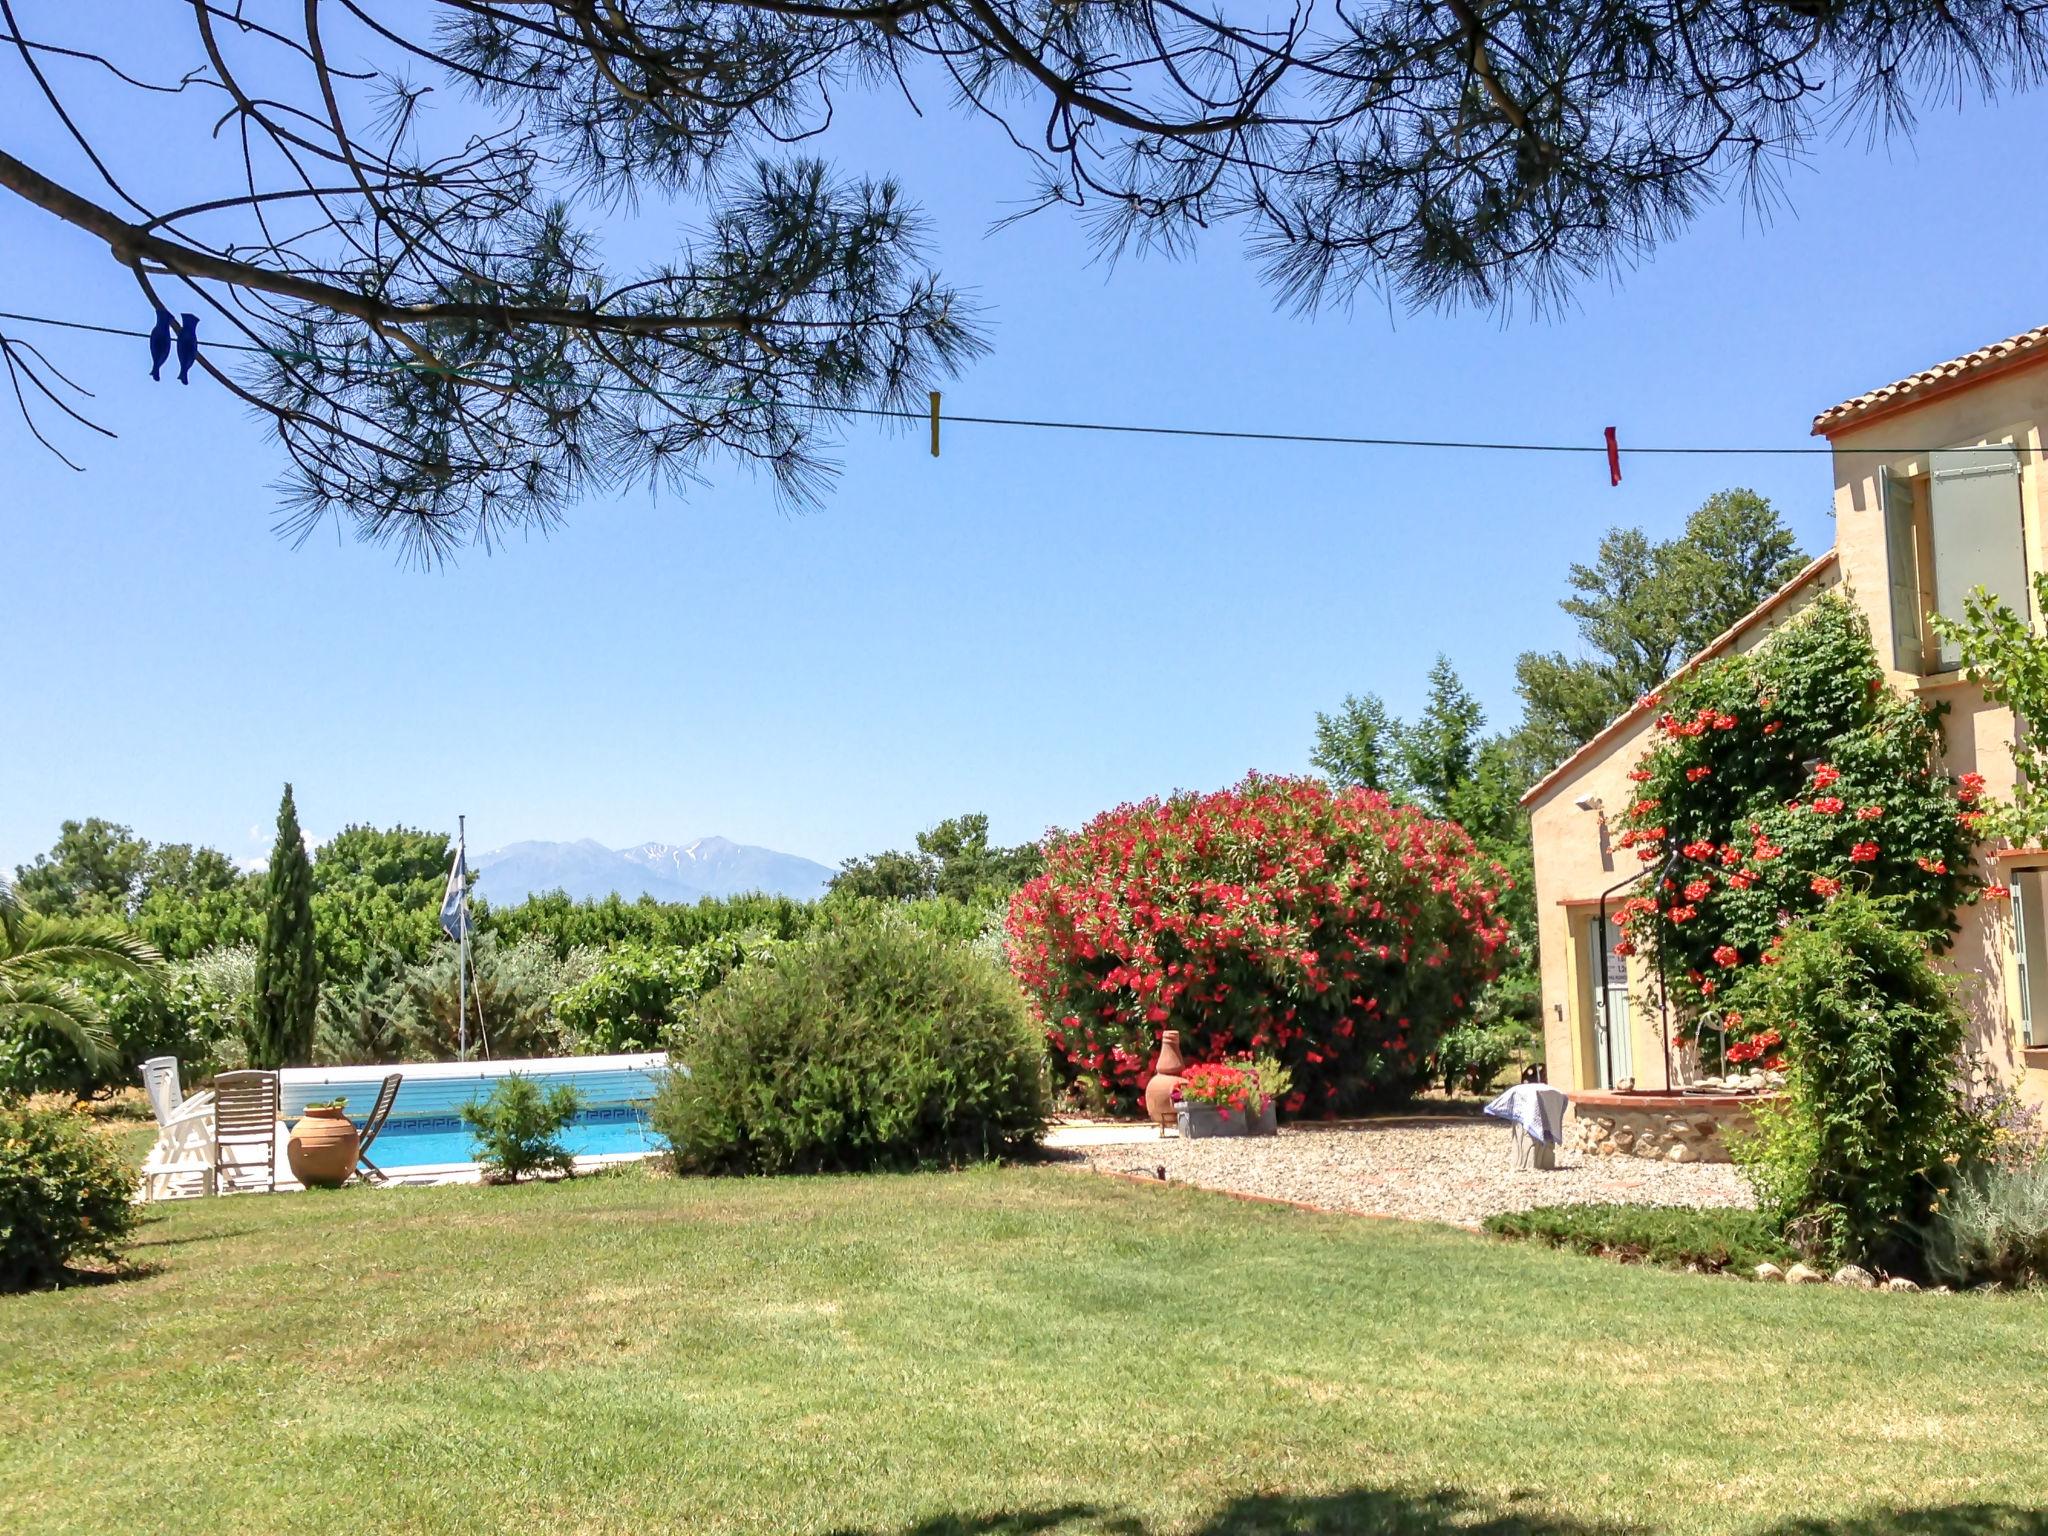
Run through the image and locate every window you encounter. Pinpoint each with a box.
[1880,447,2027,674]
[2016,869,2048,1049]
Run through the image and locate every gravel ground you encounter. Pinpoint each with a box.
[1054,1117,1754,1228]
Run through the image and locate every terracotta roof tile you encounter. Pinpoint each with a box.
[1813,324,2048,436]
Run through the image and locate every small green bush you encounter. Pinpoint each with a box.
[1723,894,1975,1268]
[1436,1023,1519,1095]
[460,1075,583,1182]
[1483,1204,1792,1274]
[1924,1159,2048,1288]
[652,912,1046,1174]
[0,1098,139,1289]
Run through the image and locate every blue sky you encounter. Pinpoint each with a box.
[6,38,2047,875]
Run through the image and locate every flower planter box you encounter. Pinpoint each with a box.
[1251,1097,1277,1136]
[1176,1103,1253,1139]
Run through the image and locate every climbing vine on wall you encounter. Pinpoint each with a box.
[1612,595,1979,1069]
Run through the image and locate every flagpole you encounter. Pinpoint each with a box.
[457,814,469,1063]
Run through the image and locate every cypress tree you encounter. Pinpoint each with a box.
[252,783,320,1068]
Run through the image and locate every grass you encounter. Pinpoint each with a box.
[1483,1203,1795,1275]
[5,1166,2048,1536]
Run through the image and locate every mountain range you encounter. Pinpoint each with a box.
[470,837,836,907]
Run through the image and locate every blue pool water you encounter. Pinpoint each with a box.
[363,1104,662,1169]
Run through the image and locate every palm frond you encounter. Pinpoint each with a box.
[1,915,162,979]
[0,976,117,1068]
[0,880,23,954]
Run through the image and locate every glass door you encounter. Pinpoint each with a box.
[1587,914,1633,1088]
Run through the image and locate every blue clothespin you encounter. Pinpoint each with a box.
[148,309,173,381]
[175,314,199,384]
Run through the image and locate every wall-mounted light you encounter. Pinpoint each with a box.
[1574,794,1604,812]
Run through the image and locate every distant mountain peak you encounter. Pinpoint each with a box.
[473,834,833,907]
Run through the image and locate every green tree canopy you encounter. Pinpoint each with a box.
[12,819,150,918]
[830,815,1042,906]
[312,825,457,978]
[1514,489,1806,775]
[1310,693,1405,795]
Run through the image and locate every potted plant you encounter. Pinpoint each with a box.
[1245,1054,1293,1136]
[1174,1062,1259,1139]
[286,1097,359,1188]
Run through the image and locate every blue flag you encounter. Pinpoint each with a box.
[439,842,469,943]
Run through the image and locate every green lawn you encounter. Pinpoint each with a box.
[4,1166,2047,1536]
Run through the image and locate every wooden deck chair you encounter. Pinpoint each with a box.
[211,1071,281,1195]
[353,1073,403,1185]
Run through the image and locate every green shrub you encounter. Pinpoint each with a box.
[0,1098,139,1289]
[1723,893,1974,1267]
[554,932,781,1053]
[1435,1023,1519,1095]
[1924,1158,2048,1288]
[652,912,1046,1174]
[1483,1204,1792,1274]
[460,1075,583,1182]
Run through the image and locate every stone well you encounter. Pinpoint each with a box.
[1565,1090,1765,1164]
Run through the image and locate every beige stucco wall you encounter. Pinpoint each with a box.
[1829,364,2048,1101]
[1527,570,1838,1090]
[1527,353,2048,1103]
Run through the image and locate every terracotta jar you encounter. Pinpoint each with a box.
[287,1105,361,1189]
[1142,1030,1186,1128]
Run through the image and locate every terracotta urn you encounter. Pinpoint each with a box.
[1142,1030,1186,1128]
[287,1104,361,1189]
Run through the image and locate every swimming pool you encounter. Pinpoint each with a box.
[276,1053,668,1171]
[354,1103,662,1167]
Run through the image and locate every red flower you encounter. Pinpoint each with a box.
[1686,766,1712,782]
[1849,841,1879,863]
[1813,796,1845,815]
[1712,945,1740,968]
[1916,857,1948,875]
[1959,772,1986,804]
[1856,805,1884,821]
[1810,875,1842,899]
[1811,763,1841,789]
[1684,878,1713,901]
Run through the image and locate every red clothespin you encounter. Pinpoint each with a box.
[1604,426,1621,486]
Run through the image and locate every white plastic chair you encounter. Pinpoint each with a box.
[138,1089,217,1201]
[139,1056,184,1126]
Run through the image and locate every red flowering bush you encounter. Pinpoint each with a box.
[1006,773,1510,1115]
[1613,596,1977,1070]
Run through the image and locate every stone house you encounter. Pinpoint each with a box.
[1522,323,2048,1134]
